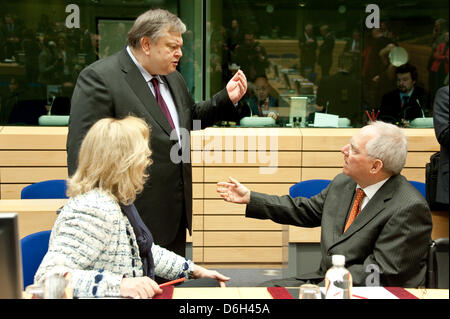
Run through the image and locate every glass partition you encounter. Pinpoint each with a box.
[206,0,448,128]
[0,0,448,129]
[0,0,202,126]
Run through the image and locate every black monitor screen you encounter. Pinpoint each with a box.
[0,213,23,299]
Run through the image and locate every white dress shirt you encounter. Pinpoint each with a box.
[357,177,390,211]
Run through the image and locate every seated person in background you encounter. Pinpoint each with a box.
[380,63,429,125]
[217,121,432,288]
[246,76,279,120]
[314,53,363,126]
[35,116,229,298]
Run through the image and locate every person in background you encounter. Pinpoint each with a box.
[246,76,278,120]
[318,25,335,78]
[379,63,429,125]
[429,31,449,102]
[314,53,363,127]
[432,85,449,208]
[217,121,431,288]
[298,24,317,79]
[35,116,229,299]
[66,9,248,274]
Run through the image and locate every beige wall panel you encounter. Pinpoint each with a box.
[192,183,203,199]
[203,200,246,215]
[0,127,68,149]
[192,247,203,263]
[403,129,439,151]
[301,129,358,151]
[202,127,302,151]
[204,167,301,183]
[1,184,30,199]
[0,198,67,238]
[193,199,203,214]
[302,151,434,168]
[203,231,282,246]
[204,183,292,199]
[401,168,426,182]
[192,167,203,183]
[192,214,203,231]
[301,167,342,181]
[0,151,67,166]
[0,167,68,183]
[204,215,282,231]
[201,151,301,167]
[287,226,321,243]
[203,247,282,263]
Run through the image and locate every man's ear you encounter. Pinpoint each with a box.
[371,159,384,175]
[140,37,152,55]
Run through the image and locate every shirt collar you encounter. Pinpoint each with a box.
[357,177,390,200]
[400,87,414,98]
[126,46,164,84]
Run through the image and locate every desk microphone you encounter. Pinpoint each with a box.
[416,99,425,118]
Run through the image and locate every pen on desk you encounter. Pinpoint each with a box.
[158,277,186,288]
[352,294,368,299]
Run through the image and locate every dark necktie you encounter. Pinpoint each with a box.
[150,77,175,129]
[401,95,409,107]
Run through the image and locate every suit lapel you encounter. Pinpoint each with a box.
[332,182,356,242]
[332,176,397,246]
[119,49,174,136]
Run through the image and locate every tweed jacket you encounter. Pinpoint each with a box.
[35,188,194,298]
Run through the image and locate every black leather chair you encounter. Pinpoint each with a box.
[427,237,449,289]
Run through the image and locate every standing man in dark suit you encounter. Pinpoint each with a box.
[217,121,432,288]
[318,25,335,78]
[433,85,449,207]
[298,24,317,79]
[67,9,248,262]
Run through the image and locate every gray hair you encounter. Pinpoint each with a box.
[364,121,408,175]
[127,9,186,48]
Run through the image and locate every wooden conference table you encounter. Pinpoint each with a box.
[168,287,449,299]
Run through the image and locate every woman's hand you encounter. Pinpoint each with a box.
[120,276,162,299]
[193,265,230,288]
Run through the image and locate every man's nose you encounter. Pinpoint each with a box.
[341,144,349,155]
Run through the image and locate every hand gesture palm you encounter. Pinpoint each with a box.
[217,177,250,204]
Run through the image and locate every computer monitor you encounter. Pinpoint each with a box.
[0,213,24,298]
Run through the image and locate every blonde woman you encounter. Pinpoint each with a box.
[35,116,229,298]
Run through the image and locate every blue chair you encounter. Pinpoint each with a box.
[289,179,331,198]
[21,179,68,199]
[20,230,51,289]
[409,181,426,199]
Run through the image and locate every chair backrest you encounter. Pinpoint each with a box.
[289,179,331,198]
[20,230,51,289]
[409,180,426,200]
[21,179,68,199]
[427,237,449,289]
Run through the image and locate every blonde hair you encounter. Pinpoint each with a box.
[67,116,152,205]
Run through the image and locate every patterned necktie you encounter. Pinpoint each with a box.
[150,77,175,129]
[343,188,366,233]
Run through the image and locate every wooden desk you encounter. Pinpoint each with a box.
[172,287,449,299]
[0,199,67,238]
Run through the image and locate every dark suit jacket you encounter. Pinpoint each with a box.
[380,86,428,124]
[433,85,449,205]
[318,33,335,67]
[246,173,432,287]
[67,48,241,246]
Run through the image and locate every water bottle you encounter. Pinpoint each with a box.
[325,255,352,299]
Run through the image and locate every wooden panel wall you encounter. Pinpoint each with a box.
[0,126,441,267]
[0,126,69,199]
